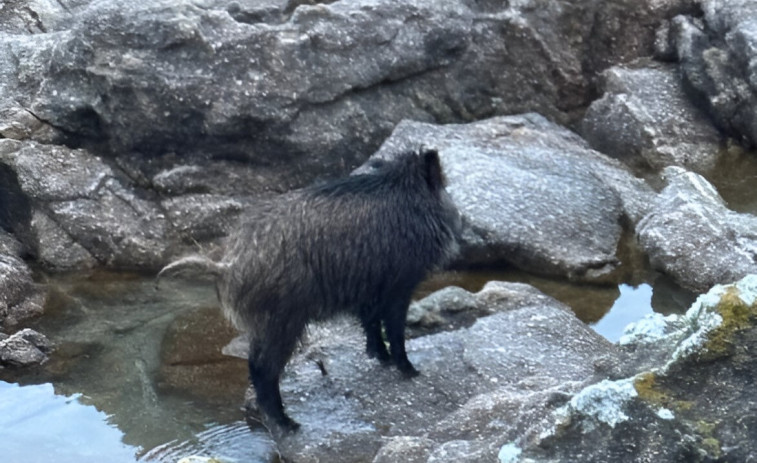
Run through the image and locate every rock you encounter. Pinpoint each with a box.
[0,139,170,269]
[0,0,92,34]
[160,194,246,243]
[0,328,53,367]
[150,161,292,196]
[0,0,694,173]
[0,0,703,272]
[255,281,620,462]
[581,61,725,173]
[637,166,757,292]
[372,436,434,463]
[0,254,45,329]
[176,457,226,463]
[370,114,654,281]
[620,275,757,369]
[0,105,59,142]
[407,286,479,327]
[517,275,757,462]
[0,230,25,258]
[672,1,757,147]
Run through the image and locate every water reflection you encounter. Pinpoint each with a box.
[708,148,757,214]
[0,381,138,463]
[418,269,695,340]
[591,284,653,342]
[0,271,275,463]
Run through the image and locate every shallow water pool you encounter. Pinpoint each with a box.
[0,268,691,463]
[0,272,276,463]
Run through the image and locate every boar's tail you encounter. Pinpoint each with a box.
[155,255,228,288]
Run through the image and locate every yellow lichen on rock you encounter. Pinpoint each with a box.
[703,287,757,359]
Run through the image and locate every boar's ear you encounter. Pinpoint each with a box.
[420,148,445,192]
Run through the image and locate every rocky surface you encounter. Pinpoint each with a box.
[637,166,757,293]
[671,0,757,147]
[0,0,92,34]
[245,281,621,462]
[0,328,53,367]
[581,61,725,173]
[0,139,169,269]
[369,114,654,281]
[0,0,737,281]
[242,275,757,463]
[0,0,756,461]
[518,274,757,462]
[0,0,693,168]
[0,139,251,270]
[0,254,45,330]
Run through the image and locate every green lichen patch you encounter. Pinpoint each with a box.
[703,287,757,359]
[633,372,667,405]
[695,421,722,459]
[715,287,754,329]
[634,371,724,458]
[633,372,692,412]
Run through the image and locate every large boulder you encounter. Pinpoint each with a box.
[370,114,654,281]
[241,276,757,462]
[0,0,700,271]
[516,274,757,462]
[671,0,757,147]
[0,139,261,270]
[581,61,725,173]
[0,139,169,269]
[0,0,696,173]
[637,166,757,293]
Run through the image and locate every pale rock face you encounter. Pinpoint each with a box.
[637,167,757,292]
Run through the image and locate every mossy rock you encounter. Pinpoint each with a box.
[702,287,757,360]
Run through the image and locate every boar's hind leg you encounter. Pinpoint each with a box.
[247,319,304,431]
[248,361,298,430]
[360,309,390,363]
[381,294,419,378]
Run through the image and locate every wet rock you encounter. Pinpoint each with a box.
[0,0,703,273]
[372,436,434,463]
[160,194,246,243]
[0,0,691,173]
[176,457,226,463]
[637,166,757,292]
[0,105,60,142]
[0,139,169,269]
[517,275,757,462]
[150,161,292,197]
[370,114,654,281]
[255,281,620,462]
[0,254,45,329]
[406,286,479,328]
[0,0,92,34]
[672,1,757,147]
[0,328,53,367]
[0,230,25,258]
[581,62,725,173]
